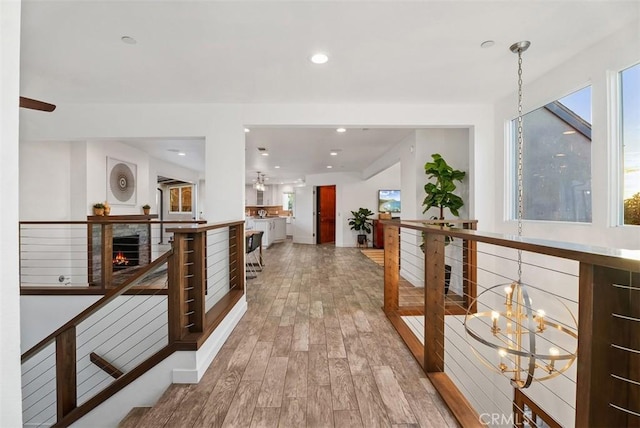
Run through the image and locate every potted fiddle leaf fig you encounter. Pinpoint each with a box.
[422,153,466,294]
[422,153,466,220]
[348,207,375,246]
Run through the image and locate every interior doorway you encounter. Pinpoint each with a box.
[317,185,336,244]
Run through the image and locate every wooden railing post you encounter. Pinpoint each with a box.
[575,263,631,427]
[56,327,76,421]
[100,224,113,289]
[424,231,445,373]
[463,221,477,313]
[190,231,206,333]
[384,224,400,314]
[229,224,245,293]
[168,233,187,342]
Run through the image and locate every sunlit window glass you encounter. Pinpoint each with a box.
[622,63,640,225]
[513,86,592,222]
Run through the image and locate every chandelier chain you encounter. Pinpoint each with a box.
[516,50,524,282]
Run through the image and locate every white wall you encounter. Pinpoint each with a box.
[341,163,401,247]
[1,1,24,425]
[86,140,151,215]
[20,141,73,220]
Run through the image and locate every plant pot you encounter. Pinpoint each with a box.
[93,207,104,216]
[445,264,452,295]
[143,208,150,215]
[357,234,367,246]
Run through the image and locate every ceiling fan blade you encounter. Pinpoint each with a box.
[19,96,56,112]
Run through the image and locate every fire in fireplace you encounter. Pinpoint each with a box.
[112,235,140,271]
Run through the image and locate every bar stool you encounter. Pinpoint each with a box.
[246,231,263,279]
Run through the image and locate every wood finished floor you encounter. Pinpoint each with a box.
[126,239,457,428]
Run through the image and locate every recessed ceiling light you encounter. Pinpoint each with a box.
[330,151,338,156]
[562,130,576,135]
[555,153,566,157]
[121,36,137,45]
[336,128,346,133]
[261,152,269,156]
[310,53,329,64]
[327,165,333,169]
[480,40,495,49]
[178,152,186,156]
[275,165,280,169]
[244,128,250,133]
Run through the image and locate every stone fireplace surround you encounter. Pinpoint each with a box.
[88,215,157,286]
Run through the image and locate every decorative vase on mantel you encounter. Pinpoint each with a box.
[142,205,151,215]
[103,201,111,216]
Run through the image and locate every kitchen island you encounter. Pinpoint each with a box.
[252,217,286,248]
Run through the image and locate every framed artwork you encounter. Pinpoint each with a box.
[107,157,137,205]
[378,189,401,213]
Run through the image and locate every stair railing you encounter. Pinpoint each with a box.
[20,220,245,427]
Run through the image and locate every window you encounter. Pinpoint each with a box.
[169,185,192,213]
[513,86,592,222]
[283,192,294,211]
[622,63,640,225]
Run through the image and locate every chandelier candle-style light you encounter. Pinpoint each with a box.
[464,41,578,389]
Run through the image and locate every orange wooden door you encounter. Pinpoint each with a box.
[317,185,336,244]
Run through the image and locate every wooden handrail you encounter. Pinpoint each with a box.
[19,220,206,225]
[386,220,640,272]
[166,220,245,234]
[21,250,172,363]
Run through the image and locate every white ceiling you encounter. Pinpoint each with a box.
[18,1,639,183]
[245,127,415,184]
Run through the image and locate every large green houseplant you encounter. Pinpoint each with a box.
[422,153,466,294]
[348,207,375,245]
[422,153,466,220]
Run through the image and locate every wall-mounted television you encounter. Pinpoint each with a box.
[378,189,401,213]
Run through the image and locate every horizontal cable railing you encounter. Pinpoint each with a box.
[21,220,245,427]
[20,220,203,293]
[21,255,170,427]
[383,220,640,428]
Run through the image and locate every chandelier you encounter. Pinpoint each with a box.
[253,172,266,192]
[463,41,578,389]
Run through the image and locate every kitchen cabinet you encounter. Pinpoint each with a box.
[253,217,286,248]
[245,184,281,206]
[253,219,272,248]
[274,218,286,242]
